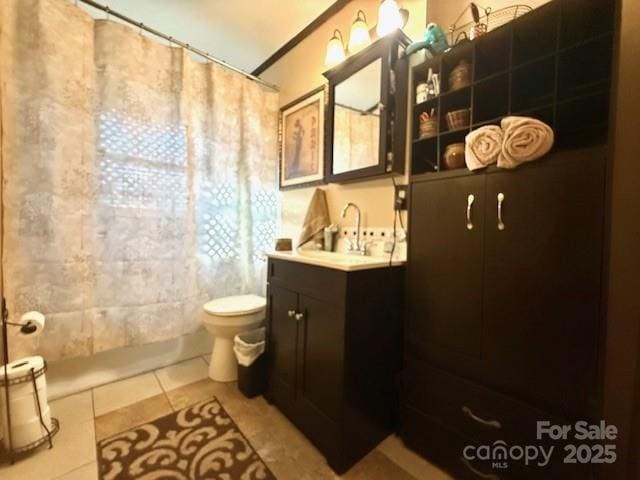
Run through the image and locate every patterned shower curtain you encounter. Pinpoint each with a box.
[0,0,279,360]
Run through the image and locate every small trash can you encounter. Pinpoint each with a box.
[233,327,267,398]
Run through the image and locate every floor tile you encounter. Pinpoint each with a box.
[154,357,209,392]
[50,390,93,427]
[94,393,173,442]
[342,449,417,480]
[53,462,98,480]
[0,418,96,480]
[164,378,235,411]
[377,434,451,479]
[92,372,162,416]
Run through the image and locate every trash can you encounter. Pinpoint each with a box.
[233,327,267,398]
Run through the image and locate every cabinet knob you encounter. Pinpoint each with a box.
[294,312,304,321]
[287,310,296,318]
[466,194,475,230]
[497,193,505,231]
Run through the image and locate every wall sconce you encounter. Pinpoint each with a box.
[348,10,371,54]
[376,0,404,37]
[325,29,346,67]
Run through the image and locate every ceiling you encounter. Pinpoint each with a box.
[80,0,336,72]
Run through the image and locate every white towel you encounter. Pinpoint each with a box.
[498,116,554,169]
[464,125,503,171]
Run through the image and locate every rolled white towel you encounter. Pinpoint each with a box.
[498,116,554,169]
[464,125,503,171]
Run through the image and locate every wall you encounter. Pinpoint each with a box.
[427,0,550,39]
[260,0,428,242]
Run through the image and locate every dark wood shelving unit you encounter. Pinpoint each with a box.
[409,0,615,178]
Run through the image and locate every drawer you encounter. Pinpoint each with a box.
[403,405,520,480]
[403,358,595,479]
[268,259,347,305]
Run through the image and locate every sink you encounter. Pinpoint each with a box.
[265,250,404,272]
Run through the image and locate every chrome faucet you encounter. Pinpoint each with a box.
[340,202,368,255]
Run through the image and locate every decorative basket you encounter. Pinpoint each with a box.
[448,60,472,91]
[446,109,471,131]
[443,143,466,170]
[419,118,438,139]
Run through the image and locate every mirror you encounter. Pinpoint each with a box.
[332,59,382,175]
[324,30,410,183]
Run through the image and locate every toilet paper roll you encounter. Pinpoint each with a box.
[16,311,45,336]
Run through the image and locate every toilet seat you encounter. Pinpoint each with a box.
[203,294,266,316]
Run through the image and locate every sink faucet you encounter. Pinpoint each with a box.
[340,202,368,255]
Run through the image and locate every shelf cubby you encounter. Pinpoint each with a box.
[439,130,469,172]
[474,25,511,81]
[412,136,439,175]
[441,42,473,95]
[440,87,471,133]
[560,0,615,48]
[556,92,610,149]
[558,34,613,101]
[512,57,555,112]
[473,74,509,124]
[408,0,614,179]
[412,56,441,94]
[512,2,559,66]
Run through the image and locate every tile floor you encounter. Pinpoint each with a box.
[0,356,452,480]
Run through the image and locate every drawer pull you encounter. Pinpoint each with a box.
[497,192,505,231]
[287,310,296,318]
[460,457,500,479]
[462,406,502,429]
[466,194,475,230]
[294,312,304,321]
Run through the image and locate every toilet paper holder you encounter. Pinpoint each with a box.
[1,300,59,464]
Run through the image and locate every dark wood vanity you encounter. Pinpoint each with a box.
[265,258,404,474]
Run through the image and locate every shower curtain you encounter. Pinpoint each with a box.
[0,0,279,360]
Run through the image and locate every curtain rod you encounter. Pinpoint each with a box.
[76,0,279,92]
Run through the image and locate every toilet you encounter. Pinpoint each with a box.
[202,294,266,382]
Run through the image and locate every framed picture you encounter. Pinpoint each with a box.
[279,86,326,190]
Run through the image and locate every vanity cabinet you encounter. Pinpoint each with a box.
[405,148,605,479]
[266,258,404,474]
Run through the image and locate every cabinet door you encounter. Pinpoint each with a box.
[408,176,488,378]
[483,154,605,417]
[267,284,299,417]
[297,294,344,422]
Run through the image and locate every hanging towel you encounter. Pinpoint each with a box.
[498,116,554,169]
[465,125,503,171]
[298,188,331,247]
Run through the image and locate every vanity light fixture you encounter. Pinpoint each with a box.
[348,10,371,53]
[376,0,404,37]
[325,29,346,67]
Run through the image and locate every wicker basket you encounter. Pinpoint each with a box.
[419,118,438,139]
[448,60,472,91]
[446,109,471,131]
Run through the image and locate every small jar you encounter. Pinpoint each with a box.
[443,143,466,170]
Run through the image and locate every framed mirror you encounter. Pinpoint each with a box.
[324,30,410,183]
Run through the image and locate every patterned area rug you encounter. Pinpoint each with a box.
[97,397,276,480]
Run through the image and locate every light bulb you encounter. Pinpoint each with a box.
[325,29,346,67]
[348,10,371,53]
[376,0,403,37]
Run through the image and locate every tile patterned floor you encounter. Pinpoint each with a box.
[0,357,452,480]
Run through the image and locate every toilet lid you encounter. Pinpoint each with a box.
[203,295,266,317]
